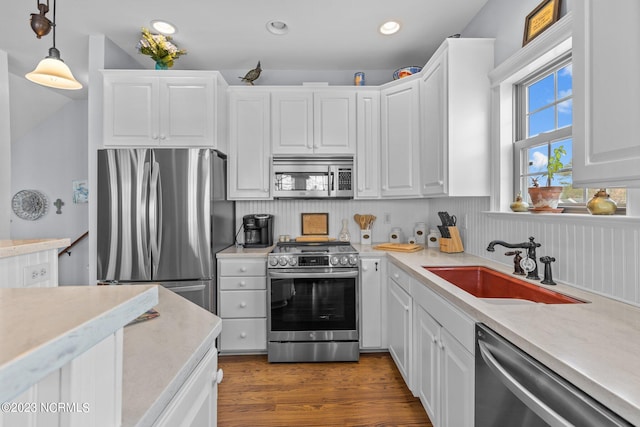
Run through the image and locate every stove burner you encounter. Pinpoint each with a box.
[268,241,359,268]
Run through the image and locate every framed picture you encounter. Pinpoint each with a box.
[301,213,329,235]
[523,0,561,46]
[72,179,89,204]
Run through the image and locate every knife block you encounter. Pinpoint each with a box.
[439,226,464,253]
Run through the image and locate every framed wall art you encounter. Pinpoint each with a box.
[523,0,561,46]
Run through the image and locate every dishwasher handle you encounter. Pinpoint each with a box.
[477,340,573,427]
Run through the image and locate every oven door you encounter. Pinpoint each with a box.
[268,269,359,342]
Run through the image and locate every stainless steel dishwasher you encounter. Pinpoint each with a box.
[475,324,632,427]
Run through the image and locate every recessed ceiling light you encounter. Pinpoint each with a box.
[151,20,177,35]
[379,20,401,35]
[266,20,289,35]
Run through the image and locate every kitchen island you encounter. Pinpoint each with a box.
[375,246,640,426]
[0,284,223,427]
[0,238,69,288]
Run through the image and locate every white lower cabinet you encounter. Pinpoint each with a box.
[360,257,386,349]
[153,347,222,427]
[387,270,413,387]
[412,276,475,427]
[386,261,475,427]
[217,257,267,353]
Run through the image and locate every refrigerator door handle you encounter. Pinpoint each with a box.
[141,159,151,270]
[149,161,162,277]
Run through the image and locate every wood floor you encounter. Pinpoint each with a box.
[217,352,432,427]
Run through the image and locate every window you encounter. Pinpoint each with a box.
[514,57,626,211]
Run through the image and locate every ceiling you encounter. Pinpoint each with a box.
[1,0,489,101]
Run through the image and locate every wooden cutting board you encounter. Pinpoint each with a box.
[295,235,336,242]
[373,243,424,252]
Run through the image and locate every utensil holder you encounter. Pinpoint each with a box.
[439,226,464,253]
[360,229,372,245]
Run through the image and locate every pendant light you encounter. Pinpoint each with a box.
[25,0,82,90]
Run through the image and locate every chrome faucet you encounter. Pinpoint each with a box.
[486,237,541,280]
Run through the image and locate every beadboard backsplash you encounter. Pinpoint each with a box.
[236,199,431,245]
[238,197,640,306]
[429,197,640,307]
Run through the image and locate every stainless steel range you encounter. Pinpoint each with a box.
[267,241,359,362]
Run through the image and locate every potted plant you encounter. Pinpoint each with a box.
[527,146,566,212]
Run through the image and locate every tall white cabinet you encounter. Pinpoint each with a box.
[573,0,640,187]
[419,38,494,197]
[355,91,381,199]
[359,256,387,350]
[228,90,272,200]
[380,80,422,198]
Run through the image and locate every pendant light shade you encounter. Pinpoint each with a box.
[26,47,82,90]
[25,0,82,90]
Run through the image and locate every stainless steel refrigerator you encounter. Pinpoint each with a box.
[97,148,235,313]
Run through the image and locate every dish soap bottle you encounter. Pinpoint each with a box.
[338,219,351,242]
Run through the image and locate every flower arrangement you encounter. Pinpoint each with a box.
[136,28,186,69]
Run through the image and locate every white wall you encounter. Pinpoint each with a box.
[0,51,10,239]
[11,100,89,285]
[236,199,430,246]
[462,0,572,66]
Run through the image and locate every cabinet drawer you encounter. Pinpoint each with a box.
[220,290,267,318]
[219,276,266,290]
[388,262,412,294]
[220,319,267,351]
[219,259,266,276]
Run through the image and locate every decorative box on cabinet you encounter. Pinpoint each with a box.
[102,70,226,149]
[573,0,640,187]
[228,89,272,200]
[217,258,267,353]
[271,89,356,155]
[360,257,387,349]
[380,79,422,198]
[419,38,494,197]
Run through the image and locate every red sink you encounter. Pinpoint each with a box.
[424,266,584,304]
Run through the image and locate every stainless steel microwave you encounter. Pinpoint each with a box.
[272,156,354,199]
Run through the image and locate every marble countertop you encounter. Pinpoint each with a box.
[122,286,222,427]
[216,244,274,258]
[385,248,640,425]
[0,238,70,259]
[0,285,158,402]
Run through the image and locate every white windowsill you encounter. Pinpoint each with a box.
[483,211,640,227]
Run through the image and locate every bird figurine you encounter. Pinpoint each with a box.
[239,61,262,85]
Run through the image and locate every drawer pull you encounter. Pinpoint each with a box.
[215,369,224,384]
[240,301,247,308]
[239,280,246,287]
[240,267,247,272]
[240,332,247,339]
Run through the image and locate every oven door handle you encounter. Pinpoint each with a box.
[268,270,359,279]
[477,341,572,427]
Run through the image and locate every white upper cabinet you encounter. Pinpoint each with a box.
[380,79,422,198]
[271,89,356,155]
[102,71,225,149]
[573,0,640,187]
[228,89,272,200]
[355,91,381,198]
[419,39,494,197]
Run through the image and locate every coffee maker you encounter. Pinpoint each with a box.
[243,214,274,248]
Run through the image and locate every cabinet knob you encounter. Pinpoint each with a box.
[215,369,224,384]
[439,340,445,350]
[358,187,364,191]
[362,266,369,272]
[240,332,247,339]
[240,301,247,308]
[382,186,388,190]
[263,188,269,193]
[403,305,409,312]
[240,267,247,272]
[159,135,167,140]
[152,135,159,140]
[393,273,399,279]
[239,280,246,287]
[431,336,437,344]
